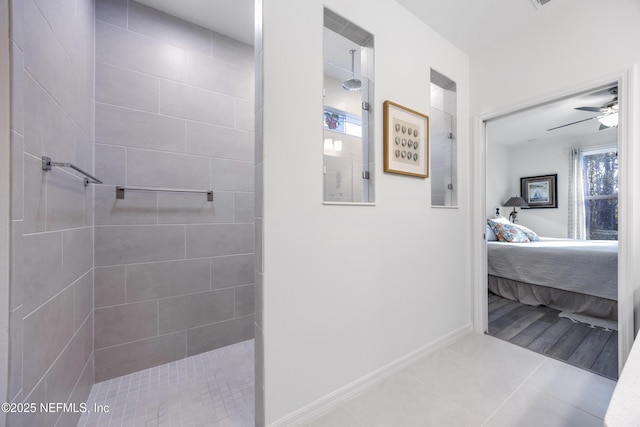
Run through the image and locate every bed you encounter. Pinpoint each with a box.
[487,237,618,321]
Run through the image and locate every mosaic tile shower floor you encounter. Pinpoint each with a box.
[78,340,254,427]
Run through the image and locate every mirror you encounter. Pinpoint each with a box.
[323,9,374,204]
[430,69,457,207]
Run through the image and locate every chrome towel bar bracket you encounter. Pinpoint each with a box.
[41,156,103,186]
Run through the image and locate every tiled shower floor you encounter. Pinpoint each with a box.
[78,340,254,427]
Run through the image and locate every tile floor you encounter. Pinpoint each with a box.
[78,340,254,427]
[304,332,617,427]
[77,333,616,427]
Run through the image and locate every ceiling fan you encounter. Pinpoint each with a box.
[547,87,619,131]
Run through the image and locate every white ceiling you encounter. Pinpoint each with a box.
[487,85,619,147]
[394,0,547,55]
[135,0,255,46]
[135,0,614,147]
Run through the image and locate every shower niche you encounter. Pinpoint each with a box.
[323,9,374,204]
[430,69,458,207]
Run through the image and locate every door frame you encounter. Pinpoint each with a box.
[471,67,637,373]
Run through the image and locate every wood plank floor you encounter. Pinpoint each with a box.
[487,292,618,380]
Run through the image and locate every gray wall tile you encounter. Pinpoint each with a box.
[96,21,187,82]
[186,315,254,357]
[186,224,254,258]
[236,99,255,131]
[159,80,235,127]
[45,169,87,231]
[95,301,158,349]
[21,377,46,427]
[10,221,23,311]
[23,154,46,234]
[41,0,87,85]
[23,285,75,396]
[157,191,234,224]
[95,225,185,266]
[255,162,263,218]
[23,72,76,161]
[235,284,255,317]
[55,354,93,427]
[95,103,185,152]
[74,271,93,330]
[95,143,125,185]
[96,62,159,113]
[96,0,127,28]
[212,158,254,192]
[128,1,212,56]
[158,289,234,334]
[211,254,254,289]
[185,121,254,161]
[62,227,94,286]
[126,259,211,303]
[234,192,254,223]
[186,52,253,99]
[74,122,94,177]
[211,32,254,69]
[255,105,263,162]
[23,0,65,101]
[11,0,24,50]
[95,265,126,308]
[45,317,92,406]
[10,45,24,134]
[8,308,23,402]
[12,0,95,417]
[255,272,263,329]
[10,132,24,221]
[23,231,64,315]
[61,56,93,136]
[126,148,210,189]
[94,331,186,382]
[95,184,158,225]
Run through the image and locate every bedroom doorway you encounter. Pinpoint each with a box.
[472,70,636,379]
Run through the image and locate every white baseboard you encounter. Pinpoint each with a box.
[268,323,474,427]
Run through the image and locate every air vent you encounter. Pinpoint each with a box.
[529,0,552,9]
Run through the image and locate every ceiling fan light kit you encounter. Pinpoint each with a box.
[547,86,618,132]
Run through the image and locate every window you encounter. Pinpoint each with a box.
[582,149,618,240]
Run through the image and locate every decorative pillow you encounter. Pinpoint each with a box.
[513,223,540,241]
[486,225,498,241]
[487,218,530,243]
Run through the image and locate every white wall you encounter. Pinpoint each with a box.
[261,0,470,423]
[472,0,640,115]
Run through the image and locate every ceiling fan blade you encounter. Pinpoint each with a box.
[547,116,597,131]
[575,106,602,112]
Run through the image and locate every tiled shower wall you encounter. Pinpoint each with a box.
[93,0,255,382]
[8,0,96,426]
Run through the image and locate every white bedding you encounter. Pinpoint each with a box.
[487,238,618,300]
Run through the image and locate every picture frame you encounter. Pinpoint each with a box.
[520,174,558,208]
[383,100,429,178]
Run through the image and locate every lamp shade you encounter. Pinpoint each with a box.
[503,196,529,208]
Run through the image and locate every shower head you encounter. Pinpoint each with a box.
[342,49,362,92]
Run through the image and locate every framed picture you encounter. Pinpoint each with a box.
[383,100,429,178]
[520,174,558,208]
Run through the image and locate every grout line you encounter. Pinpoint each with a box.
[480,357,546,426]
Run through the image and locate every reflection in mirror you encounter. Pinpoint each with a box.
[430,69,457,207]
[323,8,374,203]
